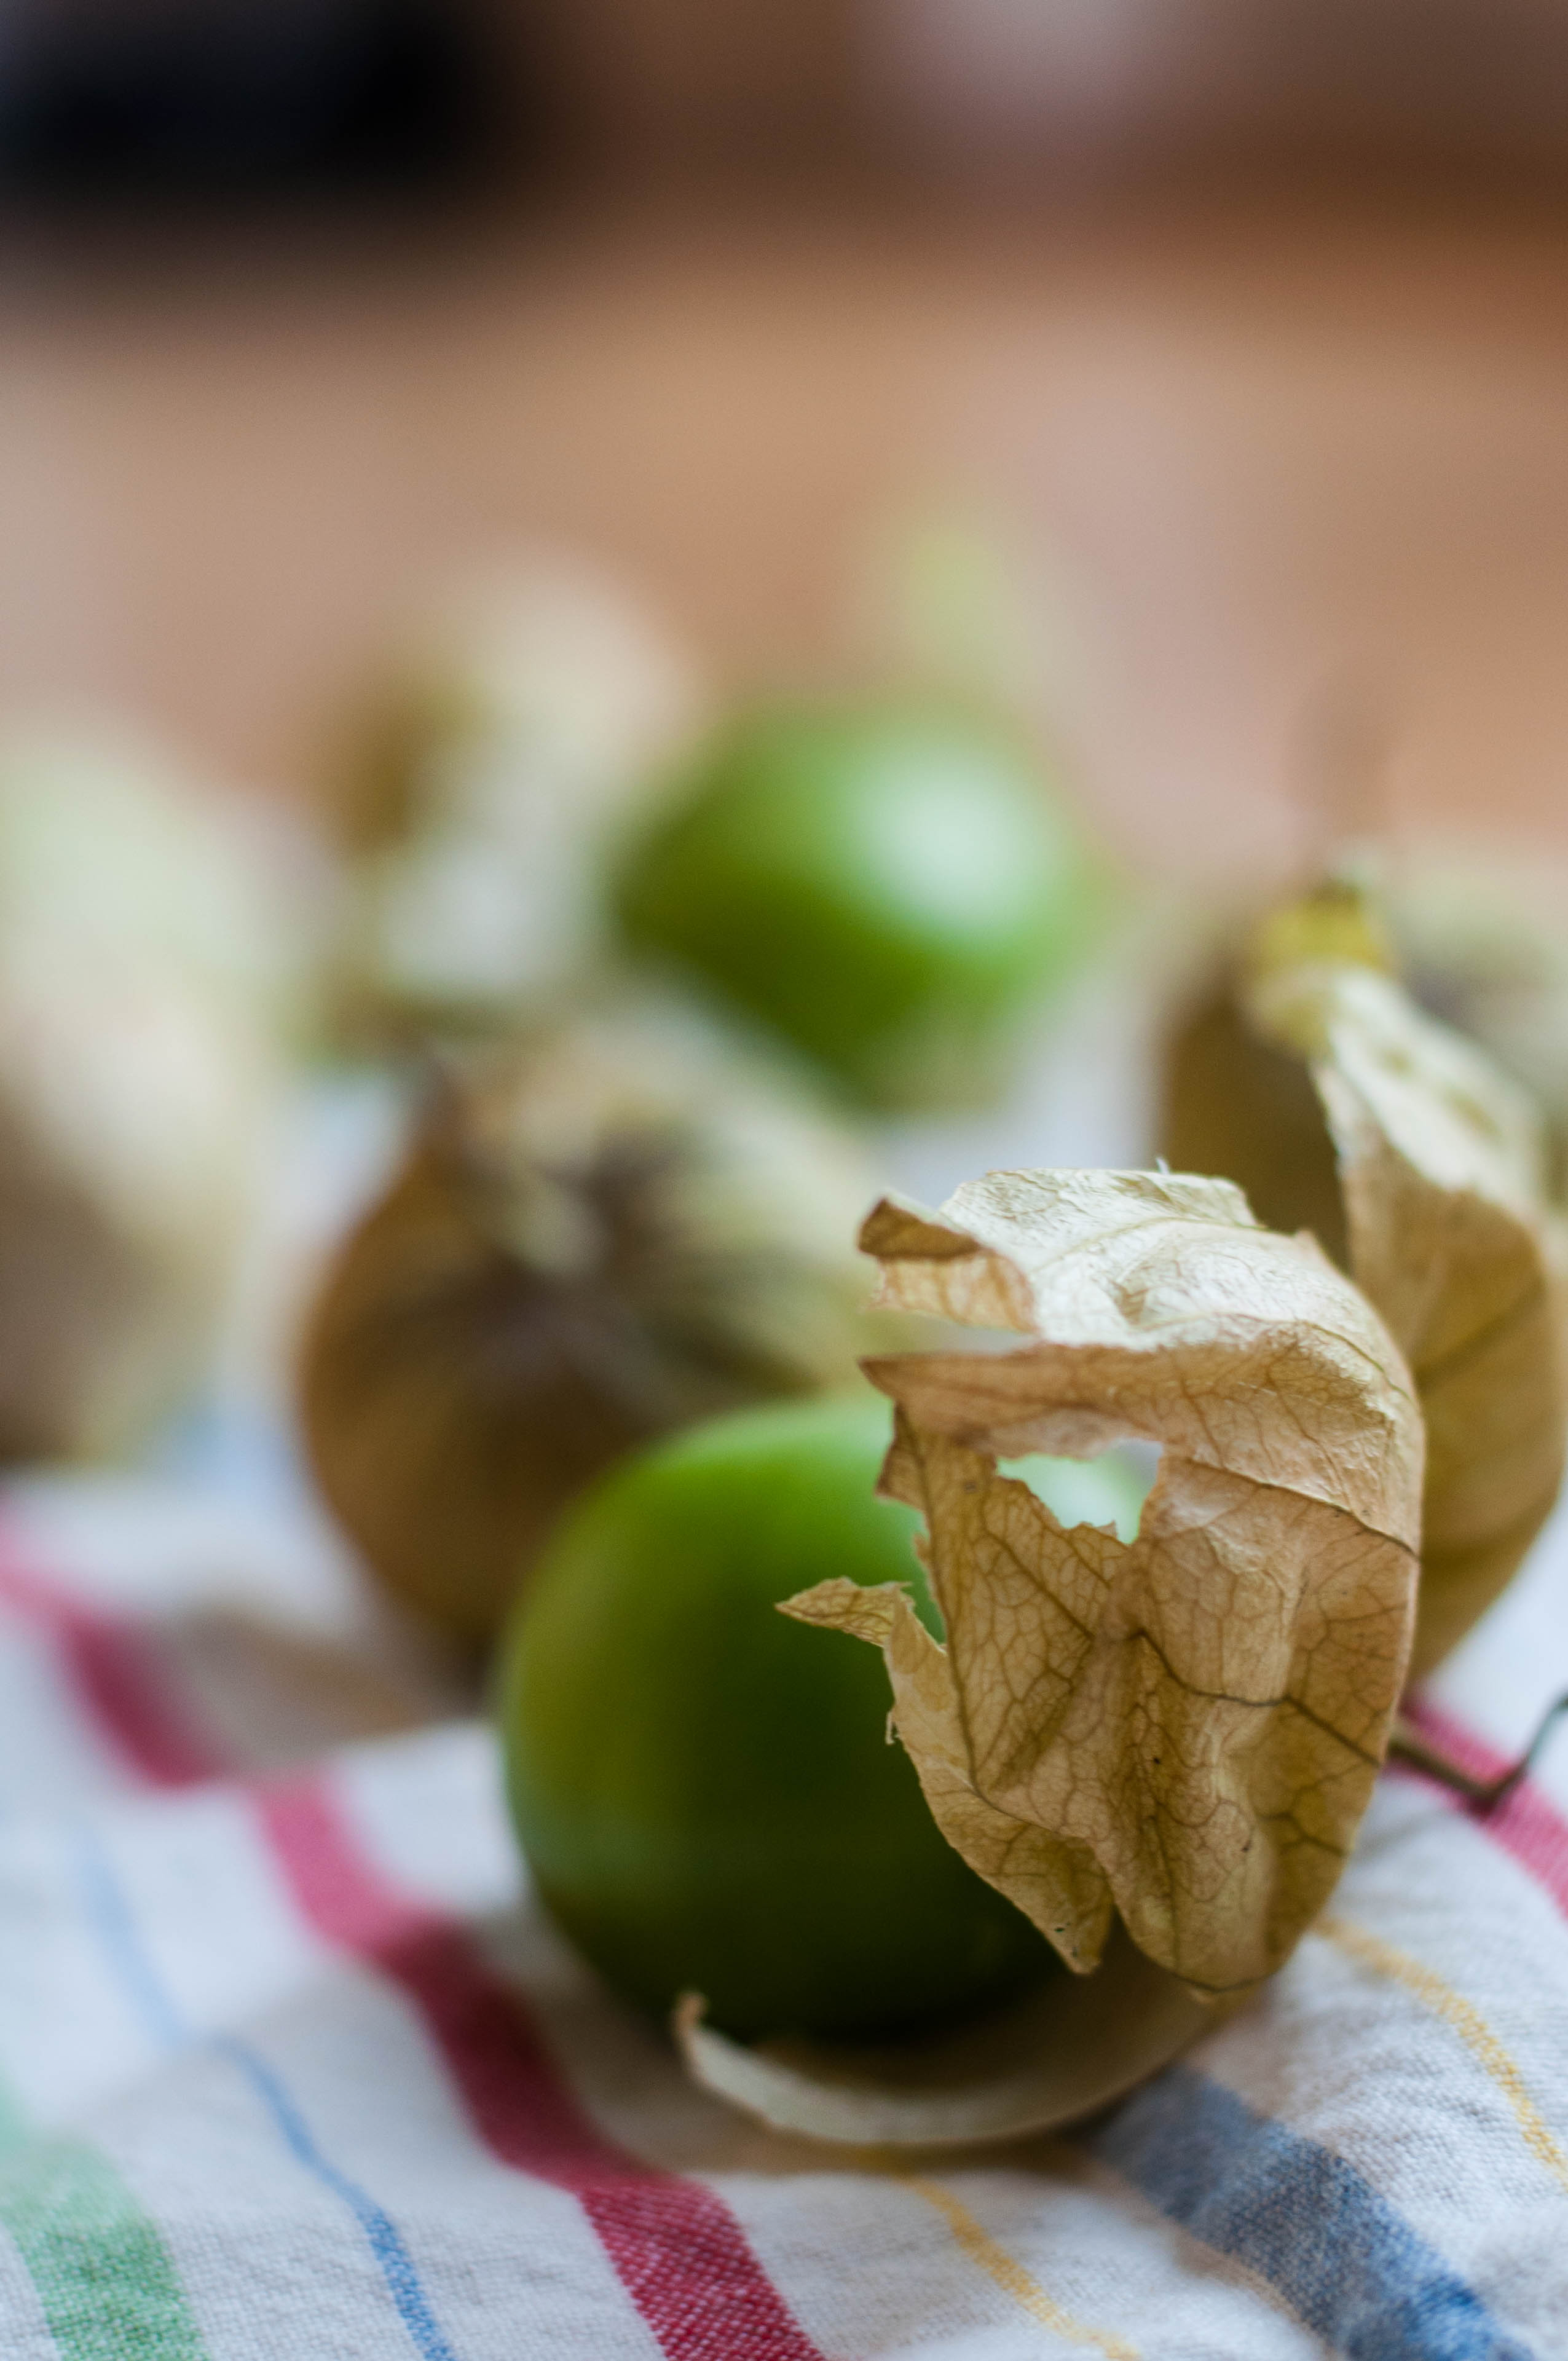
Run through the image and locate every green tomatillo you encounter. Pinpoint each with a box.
[498,1392,1149,2045]
[612,703,1105,1111]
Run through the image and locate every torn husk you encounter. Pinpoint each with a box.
[1167,873,1568,1675]
[676,1923,1219,2150]
[675,1167,1422,2146]
[786,1170,1423,2005]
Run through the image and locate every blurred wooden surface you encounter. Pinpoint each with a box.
[0,186,1566,881]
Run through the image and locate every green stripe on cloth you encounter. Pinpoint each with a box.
[0,2081,207,2361]
[0,2135,208,2361]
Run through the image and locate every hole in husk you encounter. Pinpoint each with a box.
[996,1442,1160,1545]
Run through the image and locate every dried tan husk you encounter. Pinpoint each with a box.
[0,994,264,1460]
[676,1922,1219,2150]
[301,1002,885,1639]
[1160,980,1349,1269]
[1244,901,1568,1675]
[0,731,282,1459]
[784,1170,1422,2005]
[334,558,703,855]
[1385,839,1568,1188]
[328,558,707,1037]
[1164,875,1568,1674]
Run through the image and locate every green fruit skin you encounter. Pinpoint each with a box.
[500,1395,1144,2045]
[613,704,1102,1110]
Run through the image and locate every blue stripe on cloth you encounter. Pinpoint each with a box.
[217,2035,460,2361]
[73,1822,185,2049]
[1089,2065,1537,2361]
[69,1824,460,2361]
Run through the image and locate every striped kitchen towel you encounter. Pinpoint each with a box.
[0,1463,1562,2360]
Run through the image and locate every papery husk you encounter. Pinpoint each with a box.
[301,1001,886,1640]
[1385,840,1568,1191]
[0,730,282,1459]
[784,1169,1422,2007]
[676,1922,1219,2149]
[1161,980,1349,1269]
[328,557,707,1037]
[1164,875,1568,1675]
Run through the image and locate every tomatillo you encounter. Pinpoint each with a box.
[498,1393,1147,2044]
[612,703,1103,1110]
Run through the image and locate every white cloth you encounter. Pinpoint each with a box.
[0,1453,1562,2361]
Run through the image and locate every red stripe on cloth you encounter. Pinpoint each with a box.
[0,1534,825,2360]
[253,1777,826,2361]
[0,1544,225,1788]
[1396,1693,1568,1920]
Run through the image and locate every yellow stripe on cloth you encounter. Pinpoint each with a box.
[904,2176,1140,2357]
[1317,1914,1568,2197]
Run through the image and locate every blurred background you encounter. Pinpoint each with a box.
[0,0,1566,1596]
[0,0,1563,881]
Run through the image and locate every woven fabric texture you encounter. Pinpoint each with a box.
[0,1461,1563,2360]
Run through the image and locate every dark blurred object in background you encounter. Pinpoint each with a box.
[4,0,1568,213]
[0,0,516,202]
